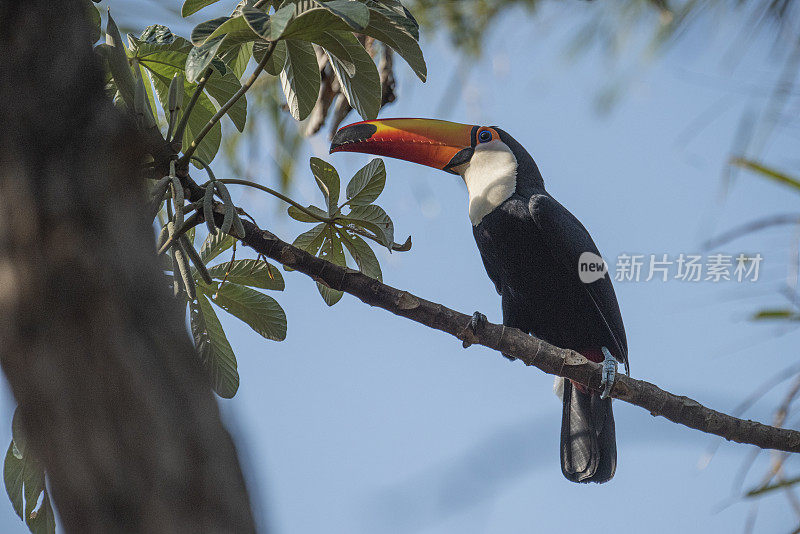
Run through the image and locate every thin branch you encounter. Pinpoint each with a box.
[216,179,413,251]
[172,68,212,146]
[703,213,800,250]
[216,178,333,223]
[344,223,412,252]
[213,217,800,454]
[179,41,278,165]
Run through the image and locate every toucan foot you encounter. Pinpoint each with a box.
[462,311,487,349]
[599,346,617,399]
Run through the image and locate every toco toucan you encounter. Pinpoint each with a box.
[330,118,628,483]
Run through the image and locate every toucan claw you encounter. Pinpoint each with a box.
[599,346,617,399]
[461,311,487,349]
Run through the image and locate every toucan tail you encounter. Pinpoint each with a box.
[560,379,616,483]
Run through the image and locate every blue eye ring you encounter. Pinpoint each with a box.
[478,130,493,143]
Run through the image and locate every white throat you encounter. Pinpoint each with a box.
[460,140,517,225]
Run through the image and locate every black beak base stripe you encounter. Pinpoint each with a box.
[329,123,378,152]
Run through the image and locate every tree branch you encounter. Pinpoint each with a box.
[225,218,800,454]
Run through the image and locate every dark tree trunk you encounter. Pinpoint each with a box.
[0,2,256,532]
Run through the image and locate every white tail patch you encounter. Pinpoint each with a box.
[461,140,517,225]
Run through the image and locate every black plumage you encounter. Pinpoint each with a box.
[471,129,628,483]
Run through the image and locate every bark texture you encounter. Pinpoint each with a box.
[0,2,256,532]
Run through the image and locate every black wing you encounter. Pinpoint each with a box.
[529,194,628,371]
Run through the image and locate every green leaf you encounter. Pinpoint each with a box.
[191,16,230,45]
[323,0,370,30]
[206,259,285,290]
[3,439,44,525]
[317,229,346,305]
[309,157,340,213]
[137,35,246,132]
[220,41,254,79]
[11,409,27,457]
[200,232,235,263]
[86,1,101,43]
[281,9,350,41]
[9,410,46,526]
[363,2,426,82]
[191,294,239,398]
[343,204,394,249]
[133,34,192,64]
[267,3,296,40]
[204,68,248,131]
[308,30,355,76]
[104,11,136,107]
[346,158,385,206]
[200,14,260,50]
[242,7,272,38]
[148,68,222,164]
[139,24,177,45]
[4,442,23,519]
[23,462,44,525]
[292,223,328,255]
[368,1,419,39]
[186,34,225,82]
[27,489,56,534]
[287,204,329,223]
[201,282,287,341]
[324,32,380,119]
[752,309,800,321]
[255,40,287,76]
[280,40,320,121]
[732,157,800,194]
[183,0,221,17]
[339,230,382,280]
[134,62,160,123]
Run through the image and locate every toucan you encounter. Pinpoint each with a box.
[330,118,628,483]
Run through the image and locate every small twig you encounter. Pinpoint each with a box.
[215,178,412,251]
[157,210,202,256]
[216,178,333,223]
[172,68,213,146]
[192,156,217,182]
[345,224,412,252]
[179,41,278,164]
[703,213,800,250]
[214,240,237,299]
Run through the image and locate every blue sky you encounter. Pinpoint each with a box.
[3,2,800,532]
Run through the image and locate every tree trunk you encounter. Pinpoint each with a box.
[0,2,256,532]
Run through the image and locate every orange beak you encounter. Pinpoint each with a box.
[330,118,476,174]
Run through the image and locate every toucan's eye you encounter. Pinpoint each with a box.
[478,130,493,143]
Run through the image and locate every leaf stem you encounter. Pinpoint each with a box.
[172,67,213,145]
[216,178,333,224]
[179,41,278,165]
[191,156,218,182]
[216,179,412,251]
[158,210,203,256]
[345,224,412,252]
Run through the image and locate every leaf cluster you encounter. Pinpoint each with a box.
[290,157,391,305]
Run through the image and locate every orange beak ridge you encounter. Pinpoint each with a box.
[330,118,476,174]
